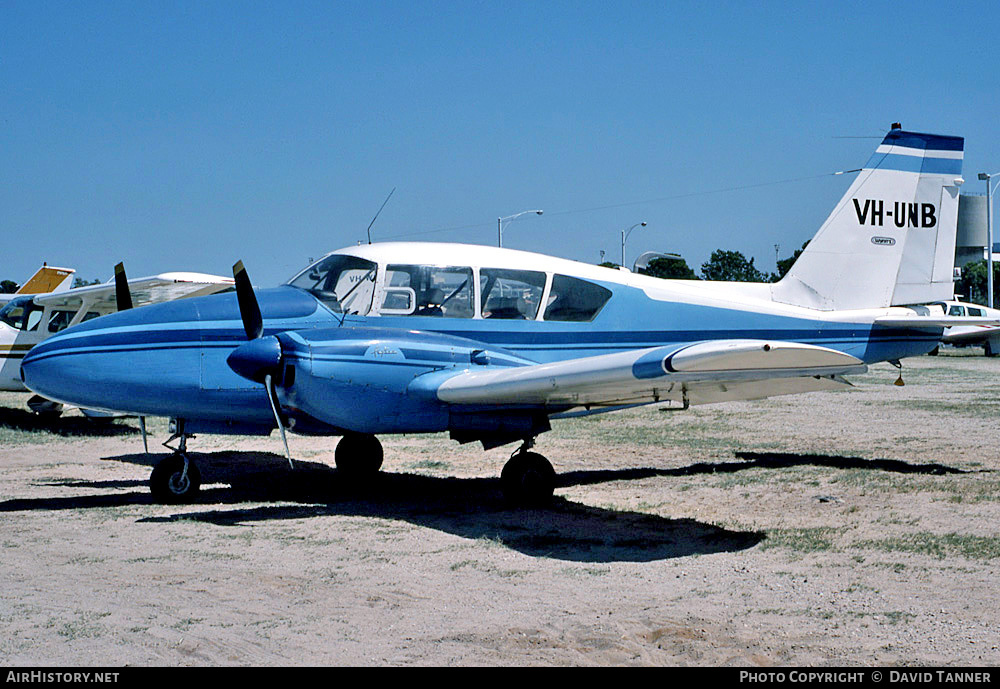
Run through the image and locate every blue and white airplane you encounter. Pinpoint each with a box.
[20,127,975,504]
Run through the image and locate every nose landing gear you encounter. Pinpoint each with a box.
[149,420,201,503]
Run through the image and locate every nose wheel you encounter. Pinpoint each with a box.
[500,443,555,505]
[149,418,202,503]
[150,452,201,503]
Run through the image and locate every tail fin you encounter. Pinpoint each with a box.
[16,265,75,295]
[771,127,964,311]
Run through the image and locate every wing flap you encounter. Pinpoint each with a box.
[428,339,865,407]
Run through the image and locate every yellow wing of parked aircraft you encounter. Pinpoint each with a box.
[0,266,234,404]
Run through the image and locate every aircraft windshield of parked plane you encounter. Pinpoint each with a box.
[22,125,997,506]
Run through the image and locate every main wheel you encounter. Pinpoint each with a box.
[501,452,555,505]
[335,433,384,480]
[150,453,201,504]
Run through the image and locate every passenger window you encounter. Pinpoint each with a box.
[543,275,612,322]
[48,310,76,333]
[948,305,965,317]
[480,268,546,320]
[380,265,474,318]
[969,307,985,317]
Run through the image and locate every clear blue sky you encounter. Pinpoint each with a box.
[3,1,999,286]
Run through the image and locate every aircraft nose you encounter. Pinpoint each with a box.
[21,297,205,413]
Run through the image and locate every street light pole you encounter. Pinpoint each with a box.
[498,209,543,248]
[979,172,1000,308]
[621,222,647,267]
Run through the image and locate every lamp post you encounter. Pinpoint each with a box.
[621,222,647,267]
[978,172,1000,308]
[497,210,543,248]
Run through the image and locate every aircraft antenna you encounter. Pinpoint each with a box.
[366,187,396,245]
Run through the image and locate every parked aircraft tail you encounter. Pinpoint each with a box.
[16,264,75,295]
[771,126,964,311]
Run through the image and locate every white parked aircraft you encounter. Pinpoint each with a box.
[925,300,1000,356]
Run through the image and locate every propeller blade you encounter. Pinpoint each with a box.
[264,374,294,470]
[233,260,262,340]
[114,262,133,311]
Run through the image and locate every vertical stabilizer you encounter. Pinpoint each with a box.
[16,265,75,295]
[771,128,964,310]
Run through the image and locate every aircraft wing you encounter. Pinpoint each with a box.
[940,324,1000,344]
[420,339,866,409]
[31,272,234,310]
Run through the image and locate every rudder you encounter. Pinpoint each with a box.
[772,127,964,311]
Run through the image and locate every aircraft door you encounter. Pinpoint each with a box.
[0,297,45,391]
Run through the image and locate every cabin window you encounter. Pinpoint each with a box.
[543,274,612,322]
[379,265,475,318]
[287,255,378,315]
[480,268,546,319]
[968,306,985,317]
[48,310,76,333]
[948,305,966,317]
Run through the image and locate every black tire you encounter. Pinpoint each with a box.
[927,346,939,356]
[150,453,201,503]
[501,452,555,505]
[986,341,998,358]
[335,433,384,480]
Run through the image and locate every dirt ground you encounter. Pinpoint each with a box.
[2,350,1000,666]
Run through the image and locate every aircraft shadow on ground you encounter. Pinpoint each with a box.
[3,449,974,563]
[0,406,137,439]
[1,450,763,564]
[560,450,974,489]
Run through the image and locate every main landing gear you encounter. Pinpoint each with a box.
[149,421,201,503]
[500,440,556,505]
[334,433,384,480]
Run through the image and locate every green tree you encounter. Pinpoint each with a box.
[700,249,771,282]
[0,280,18,294]
[598,261,621,270]
[72,277,103,289]
[956,260,1000,306]
[642,255,699,280]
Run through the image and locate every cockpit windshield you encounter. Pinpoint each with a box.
[0,296,42,331]
[287,255,378,315]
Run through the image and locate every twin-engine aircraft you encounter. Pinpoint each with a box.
[21,127,982,504]
[1,265,233,414]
